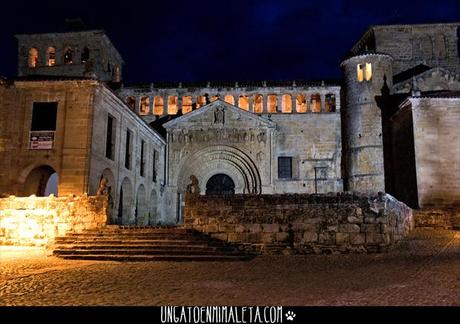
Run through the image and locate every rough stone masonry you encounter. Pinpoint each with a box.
[185,192,413,254]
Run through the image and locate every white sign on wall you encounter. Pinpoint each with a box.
[29,131,55,150]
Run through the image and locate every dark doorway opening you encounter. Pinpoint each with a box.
[206,174,235,196]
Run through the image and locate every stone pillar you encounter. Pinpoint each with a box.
[149,96,153,115]
[263,94,268,113]
[277,95,282,113]
[291,95,296,113]
[177,96,182,115]
[248,96,254,113]
[321,93,325,113]
[163,95,168,117]
[234,95,239,108]
[135,96,140,115]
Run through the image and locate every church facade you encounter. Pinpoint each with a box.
[0,23,459,225]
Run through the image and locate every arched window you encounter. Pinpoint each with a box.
[267,94,277,113]
[46,47,56,66]
[64,47,73,64]
[182,96,192,114]
[310,94,322,112]
[153,96,164,115]
[254,94,263,113]
[296,94,307,113]
[325,94,336,112]
[224,95,235,105]
[139,97,150,115]
[238,95,249,111]
[126,97,136,111]
[168,96,178,115]
[28,48,38,68]
[281,94,292,113]
[196,96,206,108]
[81,46,90,63]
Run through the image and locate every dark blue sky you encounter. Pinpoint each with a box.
[0,0,459,84]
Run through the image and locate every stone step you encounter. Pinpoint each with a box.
[57,254,251,262]
[53,243,214,250]
[54,238,207,244]
[69,229,189,235]
[53,248,239,256]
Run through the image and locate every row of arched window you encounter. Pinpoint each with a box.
[28,46,90,68]
[126,93,337,116]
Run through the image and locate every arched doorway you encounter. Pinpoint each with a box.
[136,184,147,225]
[118,177,133,225]
[23,165,58,196]
[206,174,235,195]
[149,190,159,225]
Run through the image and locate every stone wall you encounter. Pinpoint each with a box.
[185,192,413,254]
[0,195,108,246]
[414,206,460,229]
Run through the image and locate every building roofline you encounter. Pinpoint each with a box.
[349,22,460,55]
[15,29,124,64]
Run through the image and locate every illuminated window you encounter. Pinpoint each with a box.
[325,94,336,112]
[357,64,364,82]
[168,96,178,115]
[267,95,277,113]
[153,96,164,115]
[64,47,73,64]
[28,48,38,68]
[211,95,219,102]
[46,47,56,66]
[365,63,372,81]
[296,94,307,113]
[139,97,150,115]
[224,95,235,105]
[238,95,249,111]
[81,46,90,63]
[254,94,263,113]
[357,63,372,82]
[126,97,136,111]
[182,96,192,114]
[281,94,292,113]
[310,94,321,113]
[196,96,206,108]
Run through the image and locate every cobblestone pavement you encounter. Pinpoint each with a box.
[0,228,459,306]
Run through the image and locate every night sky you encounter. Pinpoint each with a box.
[0,0,459,84]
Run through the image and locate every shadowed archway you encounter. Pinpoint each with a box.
[206,174,235,195]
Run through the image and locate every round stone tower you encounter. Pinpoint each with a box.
[341,53,393,193]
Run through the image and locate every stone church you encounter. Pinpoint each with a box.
[0,23,459,226]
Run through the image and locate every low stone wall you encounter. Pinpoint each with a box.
[0,194,108,246]
[185,192,413,254]
[414,206,460,229]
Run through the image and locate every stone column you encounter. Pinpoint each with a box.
[234,94,239,108]
[291,95,296,113]
[321,93,325,113]
[149,96,153,115]
[177,96,182,115]
[135,96,140,114]
[263,94,268,113]
[163,95,168,117]
[248,96,254,113]
[277,95,282,113]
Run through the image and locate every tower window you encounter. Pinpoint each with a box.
[357,63,372,82]
[46,47,56,66]
[28,48,38,68]
[278,157,292,179]
[365,63,372,81]
[31,102,57,131]
[64,47,73,64]
[139,97,150,115]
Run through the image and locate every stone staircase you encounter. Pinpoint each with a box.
[52,226,251,262]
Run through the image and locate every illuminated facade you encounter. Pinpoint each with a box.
[0,22,459,224]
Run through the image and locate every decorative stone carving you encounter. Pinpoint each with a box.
[214,107,225,124]
[186,175,200,196]
[97,177,109,195]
